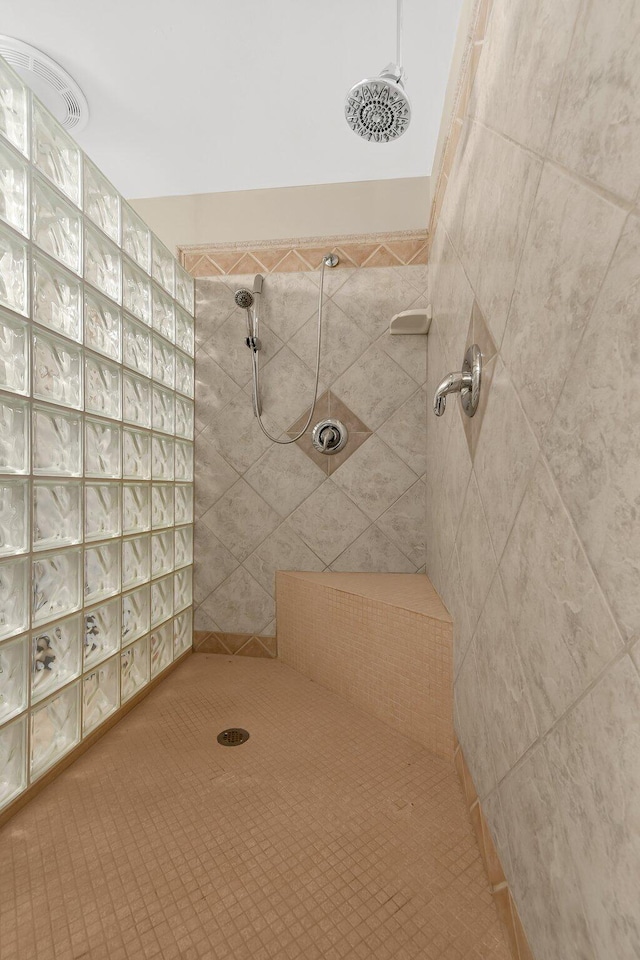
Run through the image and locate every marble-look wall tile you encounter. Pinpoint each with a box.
[376,388,428,477]
[331,435,419,522]
[206,566,274,635]
[332,342,418,430]
[455,473,497,635]
[288,480,370,566]
[244,441,325,518]
[330,525,417,573]
[473,575,538,780]
[549,0,640,200]
[200,478,280,562]
[441,120,543,346]
[454,642,497,799]
[243,523,324,594]
[544,213,640,639]
[471,0,580,153]
[501,162,626,438]
[547,656,640,960]
[375,478,426,569]
[473,358,539,562]
[500,458,623,734]
[332,267,421,341]
[497,745,596,960]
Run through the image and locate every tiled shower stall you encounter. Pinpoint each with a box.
[0,55,195,816]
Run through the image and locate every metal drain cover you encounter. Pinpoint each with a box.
[217,728,250,747]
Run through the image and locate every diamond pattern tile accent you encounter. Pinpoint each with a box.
[287,390,373,477]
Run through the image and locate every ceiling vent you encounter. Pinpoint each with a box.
[0,36,89,132]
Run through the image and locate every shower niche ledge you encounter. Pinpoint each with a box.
[276,572,453,759]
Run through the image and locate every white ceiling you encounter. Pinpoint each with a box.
[3,0,463,199]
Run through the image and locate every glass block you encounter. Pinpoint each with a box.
[84,289,121,360]
[152,335,174,388]
[173,608,192,659]
[0,140,28,235]
[121,635,149,703]
[174,567,192,613]
[84,542,120,603]
[175,306,195,357]
[0,715,27,811]
[122,314,151,375]
[0,557,28,640]
[150,575,173,628]
[123,372,151,428]
[174,526,193,569]
[151,236,174,296]
[174,350,195,398]
[84,598,120,668]
[121,203,150,272]
[0,222,28,315]
[33,252,82,341]
[152,385,174,435]
[175,264,194,315]
[174,396,194,440]
[0,396,28,474]
[30,681,80,779]
[0,479,28,557]
[151,531,173,579]
[150,620,172,677]
[31,614,82,705]
[0,310,29,395]
[84,221,121,303]
[174,441,193,482]
[0,634,28,722]
[122,584,150,645]
[33,404,81,477]
[175,484,193,525]
[32,100,81,206]
[83,156,120,243]
[83,655,119,735]
[122,534,150,589]
[0,59,28,156]
[32,548,82,626]
[32,176,81,274]
[85,417,121,478]
[152,435,174,480]
[123,428,151,480]
[85,354,121,420]
[123,483,150,534]
[84,483,121,541]
[33,481,82,550]
[33,329,82,409]
[122,259,151,324]
[151,484,174,530]
[152,285,174,342]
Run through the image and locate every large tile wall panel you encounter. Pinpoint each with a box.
[428,0,639,957]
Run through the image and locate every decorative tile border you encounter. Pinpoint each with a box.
[454,737,534,960]
[428,0,493,245]
[194,631,277,658]
[179,230,428,278]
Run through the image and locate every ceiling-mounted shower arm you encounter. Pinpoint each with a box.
[396,0,404,73]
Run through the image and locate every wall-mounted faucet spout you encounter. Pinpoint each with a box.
[433,370,472,416]
[432,344,482,418]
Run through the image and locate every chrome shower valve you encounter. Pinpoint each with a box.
[433,344,482,418]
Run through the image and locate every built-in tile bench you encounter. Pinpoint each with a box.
[276,572,453,760]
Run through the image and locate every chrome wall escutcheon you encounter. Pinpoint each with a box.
[433,343,482,418]
[311,419,348,455]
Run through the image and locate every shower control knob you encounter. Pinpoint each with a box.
[312,419,348,455]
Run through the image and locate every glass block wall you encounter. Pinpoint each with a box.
[0,56,195,813]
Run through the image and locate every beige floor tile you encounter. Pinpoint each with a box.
[0,656,509,960]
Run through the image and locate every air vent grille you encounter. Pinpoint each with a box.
[0,36,88,131]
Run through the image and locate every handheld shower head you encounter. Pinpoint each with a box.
[234,289,254,310]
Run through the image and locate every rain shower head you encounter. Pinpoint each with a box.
[345,0,410,142]
[345,65,410,142]
[234,289,254,310]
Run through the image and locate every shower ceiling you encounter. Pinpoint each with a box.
[2,0,463,199]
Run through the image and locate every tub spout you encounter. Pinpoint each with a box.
[433,370,472,416]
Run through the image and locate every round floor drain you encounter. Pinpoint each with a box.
[217,728,250,746]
